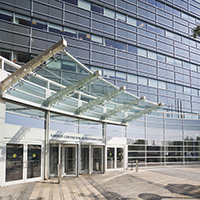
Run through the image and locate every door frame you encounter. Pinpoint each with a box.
[4,141,43,186]
[61,144,78,176]
[106,145,124,171]
[91,146,104,173]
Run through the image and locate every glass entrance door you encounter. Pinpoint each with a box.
[81,146,89,173]
[65,146,77,175]
[6,143,42,183]
[93,147,103,172]
[107,147,124,170]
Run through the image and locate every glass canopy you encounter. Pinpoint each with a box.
[0,39,162,125]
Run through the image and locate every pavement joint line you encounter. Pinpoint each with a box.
[38,182,44,200]
[73,178,87,200]
[59,184,64,200]
[79,176,99,200]
[66,179,75,200]
[49,185,53,200]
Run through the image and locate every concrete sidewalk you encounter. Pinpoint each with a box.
[0,166,200,200]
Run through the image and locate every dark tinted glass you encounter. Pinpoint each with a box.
[62,0,77,5]
[91,4,103,14]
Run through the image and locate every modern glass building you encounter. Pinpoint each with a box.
[0,0,200,186]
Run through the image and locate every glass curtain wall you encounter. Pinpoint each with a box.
[127,112,200,167]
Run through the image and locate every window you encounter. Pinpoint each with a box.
[138,48,147,57]
[63,27,76,37]
[116,71,126,81]
[104,69,115,79]
[105,8,115,18]
[116,12,126,22]
[128,74,137,83]
[91,4,103,14]
[128,45,137,54]
[127,16,136,26]
[149,79,157,87]
[0,9,12,22]
[139,77,147,85]
[105,38,115,48]
[63,0,78,5]
[49,23,62,34]
[148,51,156,60]
[32,19,47,31]
[15,14,31,26]
[91,35,102,44]
[78,0,91,10]
[78,31,91,41]
[116,41,126,50]
[137,20,146,28]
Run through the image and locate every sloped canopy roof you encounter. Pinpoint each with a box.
[0,39,163,125]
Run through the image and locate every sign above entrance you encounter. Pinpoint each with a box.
[50,131,104,144]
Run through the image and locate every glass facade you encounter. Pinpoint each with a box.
[1,0,200,171]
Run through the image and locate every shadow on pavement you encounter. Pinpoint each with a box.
[139,193,190,200]
[139,183,200,200]
[165,184,200,199]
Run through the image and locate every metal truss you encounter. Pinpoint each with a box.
[76,86,126,115]
[122,103,164,124]
[43,70,101,107]
[101,96,146,120]
[0,39,67,93]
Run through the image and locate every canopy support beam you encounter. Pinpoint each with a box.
[76,86,126,115]
[0,39,67,93]
[122,103,163,124]
[101,96,146,120]
[43,70,101,107]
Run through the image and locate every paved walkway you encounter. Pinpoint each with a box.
[0,166,200,199]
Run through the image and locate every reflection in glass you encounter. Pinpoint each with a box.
[27,145,41,178]
[6,144,23,182]
[117,148,123,168]
[81,146,89,173]
[50,145,58,175]
[93,148,102,171]
[65,147,76,174]
[107,147,115,169]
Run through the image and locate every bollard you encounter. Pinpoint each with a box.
[57,164,62,184]
[136,160,138,172]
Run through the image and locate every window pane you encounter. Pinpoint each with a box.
[0,9,12,22]
[15,14,31,26]
[128,74,137,83]
[64,27,76,37]
[105,8,115,18]
[49,23,62,34]
[32,19,47,31]
[91,4,103,14]
[116,12,126,22]
[91,35,102,44]
[138,48,147,57]
[78,31,91,41]
[127,16,136,26]
[105,38,115,48]
[139,77,147,85]
[78,0,91,10]
[149,79,157,87]
[128,45,137,54]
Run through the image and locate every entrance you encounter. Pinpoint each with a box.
[107,147,124,170]
[6,143,42,184]
[92,147,103,172]
[63,145,77,176]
